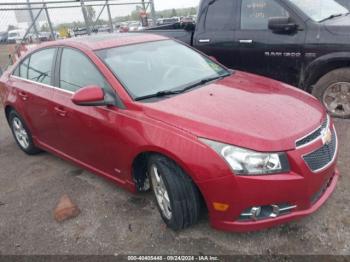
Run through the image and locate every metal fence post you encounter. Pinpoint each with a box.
[21,8,43,44]
[27,0,39,39]
[149,0,157,26]
[44,4,55,40]
[80,0,91,35]
[106,0,114,33]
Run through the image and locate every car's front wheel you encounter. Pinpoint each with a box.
[148,155,201,230]
[8,110,41,155]
[313,68,350,118]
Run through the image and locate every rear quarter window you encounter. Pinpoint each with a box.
[19,57,30,79]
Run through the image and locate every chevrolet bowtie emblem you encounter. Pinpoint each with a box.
[322,128,332,145]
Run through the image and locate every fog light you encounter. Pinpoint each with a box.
[251,207,261,220]
[239,204,297,221]
[240,206,261,221]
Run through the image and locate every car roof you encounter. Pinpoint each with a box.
[42,33,169,51]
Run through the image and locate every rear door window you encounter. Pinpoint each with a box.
[27,48,56,85]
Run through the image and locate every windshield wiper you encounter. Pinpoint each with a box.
[319,13,344,22]
[135,73,230,101]
[179,74,230,92]
[134,90,183,101]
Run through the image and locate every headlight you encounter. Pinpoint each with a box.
[199,138,290,175]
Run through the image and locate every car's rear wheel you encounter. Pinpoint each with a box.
[312,68,350,118]
[148,155,201,230]
[8,110,41,155]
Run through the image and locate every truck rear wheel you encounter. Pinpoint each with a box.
[312,68,350,118]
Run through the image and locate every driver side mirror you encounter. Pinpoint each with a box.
[268,17,298,34]
[72,85,111,106]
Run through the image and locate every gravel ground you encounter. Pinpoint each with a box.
[0,109,349,255]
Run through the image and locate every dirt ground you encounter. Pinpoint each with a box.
[0,44,12,70]
[0,107,349,255]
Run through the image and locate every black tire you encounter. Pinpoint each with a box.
[8,110,41,155]
[148,154,201,230]
[312,68,350,118]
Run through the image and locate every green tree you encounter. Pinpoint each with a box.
[189,7,197,15]
[40,23,50,32]
[171,8,177,17]
[130,5,142,21]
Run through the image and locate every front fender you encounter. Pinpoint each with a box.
[123,113,231,185]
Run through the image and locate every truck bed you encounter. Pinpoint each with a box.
[143,22,195,45]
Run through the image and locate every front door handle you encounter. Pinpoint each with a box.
[199,39,211,43]
[239,39,253,44]
[54,106,67,117]
[18,91,28,101]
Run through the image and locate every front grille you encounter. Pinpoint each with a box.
[296,117,328,147]
[303,130,337,172]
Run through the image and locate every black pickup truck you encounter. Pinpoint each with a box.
[146,0,350,118]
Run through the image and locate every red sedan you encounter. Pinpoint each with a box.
[0,34,339,232]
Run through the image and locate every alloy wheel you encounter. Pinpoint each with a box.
[150,164,172,220]
[12,117,30,149]
[323,82,350,117]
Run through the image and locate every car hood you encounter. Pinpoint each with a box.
[142,71,326,152]
[324,15,350,35]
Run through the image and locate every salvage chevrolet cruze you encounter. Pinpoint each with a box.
[0,34,339,232]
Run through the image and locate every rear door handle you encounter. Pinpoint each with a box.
[54,106,67,117]
[199,39,211,43]
[18,91,28,101]
[239,39,253,44]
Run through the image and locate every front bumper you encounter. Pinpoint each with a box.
[197,164,339,232]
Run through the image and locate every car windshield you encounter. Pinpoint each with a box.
[96,40,229,99]
[289,0,348,22]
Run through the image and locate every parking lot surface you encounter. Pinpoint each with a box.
[0,45,12,70]
[0,108,349,255]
